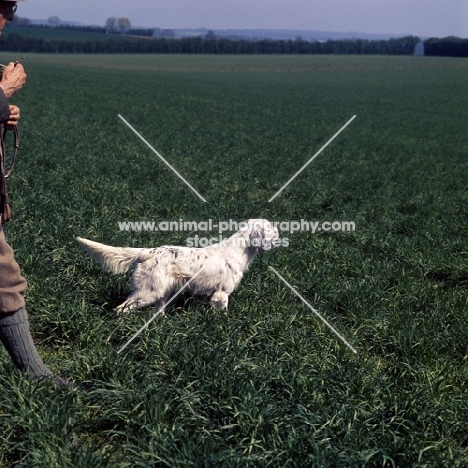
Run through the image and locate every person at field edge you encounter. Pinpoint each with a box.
[0,0,70,388]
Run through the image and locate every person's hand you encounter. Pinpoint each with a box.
[5,105,20,129]
[0,62,26,98]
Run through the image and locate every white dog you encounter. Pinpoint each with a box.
[77,219,279,313]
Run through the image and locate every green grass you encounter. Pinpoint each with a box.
[0,53,467,466]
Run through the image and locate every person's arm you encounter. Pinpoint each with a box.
[0,62,26,125]
[0,62,26,99]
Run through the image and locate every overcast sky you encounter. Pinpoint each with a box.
[15,0,468,38]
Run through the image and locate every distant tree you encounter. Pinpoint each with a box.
[48,16,60,27]
[205,30,216,40]
[160,29,175,38]
[424,36,468,57]
[117,17,131,34]
[105,17,117,33]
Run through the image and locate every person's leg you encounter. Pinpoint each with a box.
[0,306,53,378]
[0,226,58,382]
[0,227,77,388]
[0,224,27,314]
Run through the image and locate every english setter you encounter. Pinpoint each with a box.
[77,219,279,313]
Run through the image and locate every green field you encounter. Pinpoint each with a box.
[0,53,467,466]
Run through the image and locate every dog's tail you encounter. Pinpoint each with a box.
[76,237,153,274]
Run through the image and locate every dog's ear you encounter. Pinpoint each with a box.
[249,226,264,251]
[260,223,279,252]
[248,220,279,252]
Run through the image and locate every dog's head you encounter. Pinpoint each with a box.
[241,219,279,253]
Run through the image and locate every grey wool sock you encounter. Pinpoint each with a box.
[0,307,53,379]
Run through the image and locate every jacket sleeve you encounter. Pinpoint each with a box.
[0,88,10,123]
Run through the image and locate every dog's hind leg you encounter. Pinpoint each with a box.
[115,262,171,314]
[210,291,229,310]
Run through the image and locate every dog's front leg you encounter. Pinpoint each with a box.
[114,296,166,315]
[210,291,229,310]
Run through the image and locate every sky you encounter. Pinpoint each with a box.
[13,0,468,38]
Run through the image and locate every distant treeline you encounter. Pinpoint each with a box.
[0,33,422,55]
[63,24,155,37]
[3,22,467,57]
[424,37,468,57]
[10,20,154,36]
